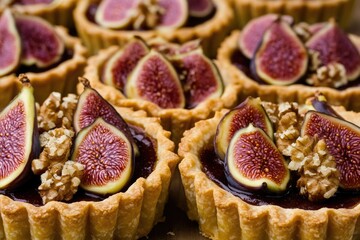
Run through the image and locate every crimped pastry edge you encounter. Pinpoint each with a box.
[0,106,179,240]
[82,46,242,145]
[73,0,234,57]
[178,109,360,240]
[217,30,360,111]
[231,0,356,28]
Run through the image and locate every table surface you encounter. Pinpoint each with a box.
[144,4,360,239]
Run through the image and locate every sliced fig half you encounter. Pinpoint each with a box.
[187,0,214,18]
[0,75,40,189]
[157,0,188,29]
[125,50,185,109]
[15,15,64,68]
[301,111,360,189]
[225,124,290,193]
[72,118,133,195]
[95,0,140,29]
[238,14,293,59]
[179,51,223,108]
[306,22,360,81]
[214,97,273,160]
[253,20,308,85]
[103,37,149,90]
[0,9,21,77]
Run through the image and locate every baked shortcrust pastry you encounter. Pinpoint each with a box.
[179,94,360,239]
[73,0,234,57]
[83,37,241,145]
[5,0,77,28]
[0,9,87,109]
[218,14,360,111]
[0,75,179,239]
[232,0,355,28]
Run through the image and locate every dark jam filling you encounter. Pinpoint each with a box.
[15,48,74,75]
[200,146,360,210]
[0,126,157,206]
[86,3,215,30]
[231,49,360,89]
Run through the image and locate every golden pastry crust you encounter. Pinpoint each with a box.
[0,26,87,109]
[81,46,242,145]
[178,109,360,240]
[231,0,356,28]
[0,107,179,240]
[73,0,234,57]
[218,30,360,111]
[10,0,77,28]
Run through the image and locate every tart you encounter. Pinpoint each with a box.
[218,15,360,111]
[231,0,356,28]
[73,0,234,57]
[0,75,179,239]
[0,10,87,109]
[82,37,241,145]
[178,95,360,239]
[5,0,77,28]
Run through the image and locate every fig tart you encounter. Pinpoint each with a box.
[231,0,355,28]
[0,9,87,110]
[4,0,77,28]
[82,37,241,145]
[0,74,179,239]
[73,0,234,57]
[179,94,360,239]
[218,14,360,111]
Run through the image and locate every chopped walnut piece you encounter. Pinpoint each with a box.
[37,93,78,131]
[32,128,74,175]
[308,50,322,71]
[274,102,302,155]
[293,22,312,42]
[131,0,164,30]
[306,62,348,88]
[38,161,84,204]
[261,101,279,125]
[288,136,340,202]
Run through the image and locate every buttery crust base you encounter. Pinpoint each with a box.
[178,109,360,240]
[231,0,356,28]
[0,107,179,240]
[74,0,234,57]
[82,46,242,145]
[0,26,87,109]
[10,0,77,28]
[217,30,360,111]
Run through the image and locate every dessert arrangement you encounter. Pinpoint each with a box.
[179,94,360,239]
[0,9,87,109]
[0,74,178,239]
[218,14,360,110]
[0,1,359,239]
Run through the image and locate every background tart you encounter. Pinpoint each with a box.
[231,0,356,28]
[0,106,179,239]
[73,0,234,58]
[82,45,241,145]
[218,30,360,111]
[5,0,77,28]
[178,108,360,240]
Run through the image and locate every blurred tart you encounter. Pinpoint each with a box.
[179,94,360,239]
[232,0,356,28]
[82,37,241,145]
[73,0,234,57]
[0,75,179,239]
[0,9,87,109]
[218,14,360,110]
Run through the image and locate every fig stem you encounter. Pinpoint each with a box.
[78,77,91,88]
[18,74,31,86]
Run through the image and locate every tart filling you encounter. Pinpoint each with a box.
[0,75,179,239]
[179,94,360,239]
[83,37,241,144]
